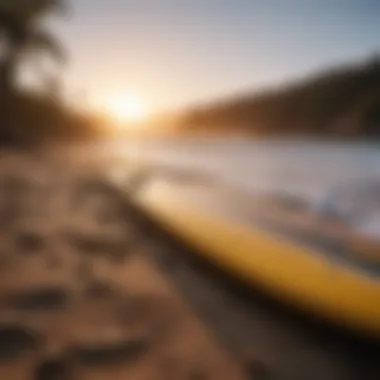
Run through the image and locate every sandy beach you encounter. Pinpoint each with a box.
[0,152,246,380]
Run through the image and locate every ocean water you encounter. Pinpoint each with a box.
[112,138,380,203]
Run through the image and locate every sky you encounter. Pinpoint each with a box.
[52,0,380,113]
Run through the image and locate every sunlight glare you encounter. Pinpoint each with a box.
[107,95,149,124]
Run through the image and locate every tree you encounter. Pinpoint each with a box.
[0,0,66,146]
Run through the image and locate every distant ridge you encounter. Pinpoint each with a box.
[176,55,380,138]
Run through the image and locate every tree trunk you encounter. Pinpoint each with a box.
[0,48,17,147]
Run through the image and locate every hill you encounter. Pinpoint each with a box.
[177,56,380,138]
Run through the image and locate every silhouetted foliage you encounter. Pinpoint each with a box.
[0,0,66,146]
[6,88,105,143]
[179,56,380,139]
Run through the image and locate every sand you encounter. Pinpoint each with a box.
[0,152,246,380]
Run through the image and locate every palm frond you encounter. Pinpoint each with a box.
[28,28,66,64]
[0,0,66,21]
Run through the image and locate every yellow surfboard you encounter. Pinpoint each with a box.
[136,188,380,337]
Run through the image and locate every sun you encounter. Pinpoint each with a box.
[106,95,149,124]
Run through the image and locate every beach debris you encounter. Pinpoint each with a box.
[34,357,71,380]
[0,324,40,362]
[64,231,124,257]
[7,287,69,311]
[70,335,149,367]
[14,230,46,253]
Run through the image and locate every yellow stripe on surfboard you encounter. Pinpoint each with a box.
[137,193,380,336]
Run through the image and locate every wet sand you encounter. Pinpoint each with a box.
[0,152,246,380]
